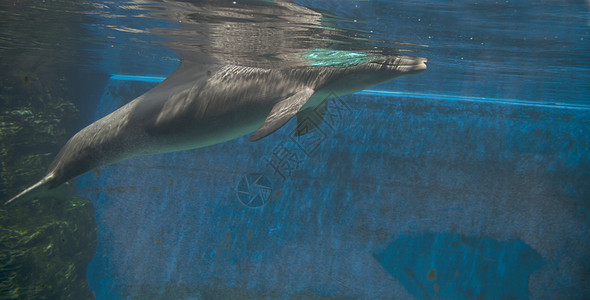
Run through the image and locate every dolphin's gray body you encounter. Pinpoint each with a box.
[5,55,426,205]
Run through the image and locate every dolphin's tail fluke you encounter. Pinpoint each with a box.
[3,173,56,206]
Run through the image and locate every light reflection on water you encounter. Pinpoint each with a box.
[93,0,421,68]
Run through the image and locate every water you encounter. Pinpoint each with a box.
[0,0,589,299]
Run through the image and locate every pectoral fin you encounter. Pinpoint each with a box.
[294,99,328,137]
[249,88,315,142]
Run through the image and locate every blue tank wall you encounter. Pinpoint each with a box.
[74,78,589,299]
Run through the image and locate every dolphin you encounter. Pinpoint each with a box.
[4,0,428,205]
[5,56,426,205]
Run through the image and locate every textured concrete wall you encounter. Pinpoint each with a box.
[75,79,589,299]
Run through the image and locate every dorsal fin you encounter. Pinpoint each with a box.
[249,87,314,141]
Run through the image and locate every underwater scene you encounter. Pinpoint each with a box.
[0,0,588,299]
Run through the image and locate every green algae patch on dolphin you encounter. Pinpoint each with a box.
[301,48,382,68]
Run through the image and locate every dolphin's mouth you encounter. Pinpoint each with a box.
[370,56,427,73]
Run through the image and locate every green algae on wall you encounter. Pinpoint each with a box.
[0,70,98,299]
[0,71,80,199]
[0,194,97,300]
[0,0,100,298]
